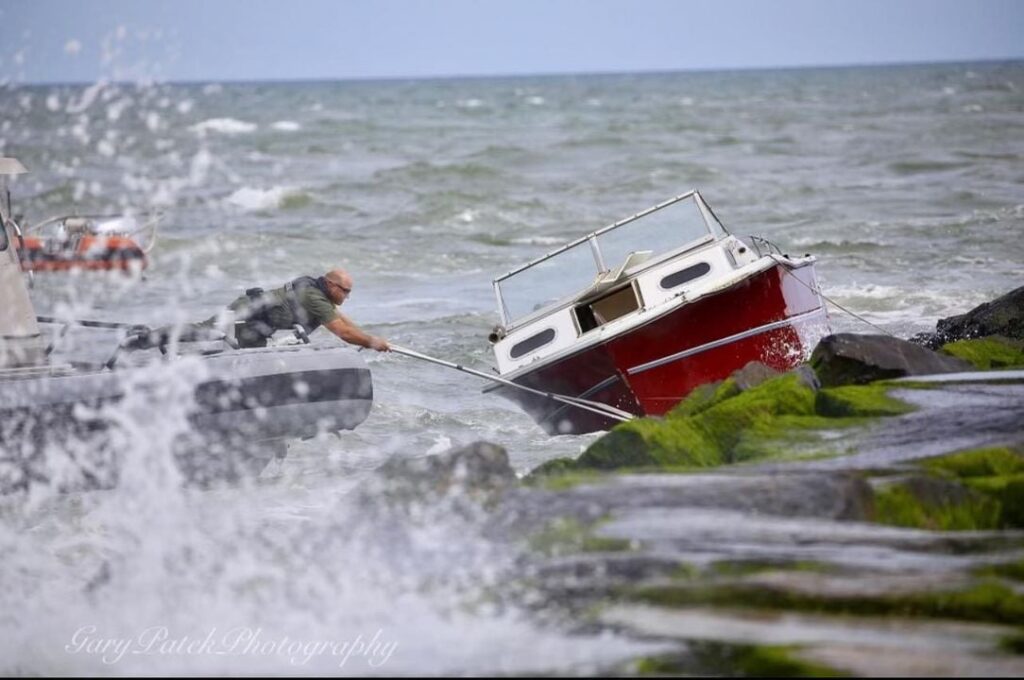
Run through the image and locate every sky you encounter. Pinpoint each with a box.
[1,0,1023,84]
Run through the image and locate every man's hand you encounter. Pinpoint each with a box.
[324,316,389,352]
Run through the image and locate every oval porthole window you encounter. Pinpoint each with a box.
[510,328,556,359]
[660,262,711,289]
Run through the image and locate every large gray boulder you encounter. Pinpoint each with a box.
[811,333,973,387]
[912,284,1024,349]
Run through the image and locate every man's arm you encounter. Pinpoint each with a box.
[323,314,390,351]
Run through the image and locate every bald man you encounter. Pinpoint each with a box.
[223,269,390,350]
[124,268,390,352]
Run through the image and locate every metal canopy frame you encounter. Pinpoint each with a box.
[492,190,729,327]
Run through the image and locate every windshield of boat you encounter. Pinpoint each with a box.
[495,193,722,325]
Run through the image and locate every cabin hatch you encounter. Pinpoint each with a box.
[574,281,643,334]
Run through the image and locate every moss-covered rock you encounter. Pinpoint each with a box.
[578,373,919,472]
[814,384,916,418]
[578,373,818,470]
[872,476,1002,531]
[635,642,846,677]
[631,578,1024,625]
[721,645,847,677]
[922,446,1024,478]
[527,516,633,556]
[526,456,580,479]
[524,468,605,491]
[870,446,1024,531]
[939,336,1024,370]
[705,560,836,578]
[976,559,1024,582]
[1000,631,1024,655]
[667,377,741,418]
[969,476,1024,529]
[529,372,916,476]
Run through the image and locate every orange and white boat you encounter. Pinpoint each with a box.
[17,213,160,272]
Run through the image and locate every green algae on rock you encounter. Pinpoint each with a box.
[581,373,818,470]
[527,516,633,557]
[1000,630,1024,655]
[705,560,837,578]
[872,478,1002,531]
[526,456,584,481]
[977,559,1024,583]
[523,465,605,490]
[939,336,1024,370]
[666,377,743,418]
[635,642,847,677]
[630,578,1024,625]
[922,445,1024,478]
[814,383,916,418]
[870,446,1024,531]
[536,372,914,474]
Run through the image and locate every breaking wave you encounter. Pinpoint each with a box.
[225,186,312,212]
[191,118,258,135]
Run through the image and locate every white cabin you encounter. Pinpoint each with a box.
[489,191,765,375]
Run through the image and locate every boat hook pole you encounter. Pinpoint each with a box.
[389,344,635,424]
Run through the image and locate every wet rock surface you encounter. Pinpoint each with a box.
[358,440,516,520]
[375,440,516,495]
[488,371,1024,676]
[786,383,1024,471]
[811,332,973,386]
[911,284,1024,349]
[351,302,1024,674]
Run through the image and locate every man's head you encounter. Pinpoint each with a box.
[323,268,353,305]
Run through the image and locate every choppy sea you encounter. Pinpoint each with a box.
[1,61,1022,674]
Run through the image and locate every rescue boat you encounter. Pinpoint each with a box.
[17,213,159,272]
[485,190,831,435]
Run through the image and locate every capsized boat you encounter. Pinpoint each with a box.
[485,190,831,435]
[0,158,372,492]
[16,212,159,272]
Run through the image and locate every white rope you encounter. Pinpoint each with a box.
[769,255,898,338]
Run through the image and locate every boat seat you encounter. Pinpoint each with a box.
[577,250,653,302]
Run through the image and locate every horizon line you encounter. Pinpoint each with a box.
[7,55,1023,88]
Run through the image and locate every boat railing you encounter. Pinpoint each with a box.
[748,235,784,258]
[28,212,163,253]
[494,191,729,326]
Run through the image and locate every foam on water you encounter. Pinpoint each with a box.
[0,347,659,674]
[225,185,308,212]
[190,117,258,135]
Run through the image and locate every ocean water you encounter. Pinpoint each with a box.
[1,62,1022,674]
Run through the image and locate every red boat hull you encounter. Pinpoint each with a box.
[487,261,828,434]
